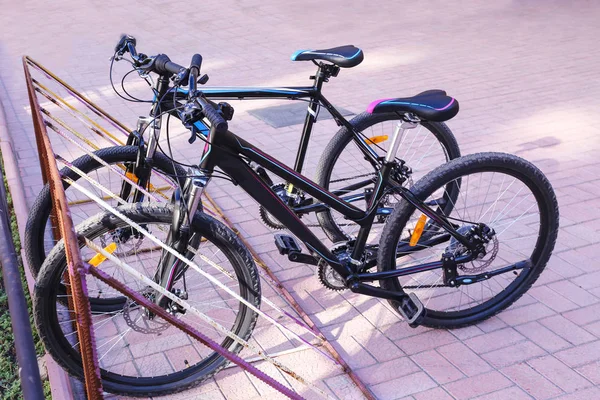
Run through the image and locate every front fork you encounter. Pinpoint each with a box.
[120,115,161,201]
[154,169,211,309]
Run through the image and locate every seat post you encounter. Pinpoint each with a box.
[291,64,328,175]
[385,121,418,163]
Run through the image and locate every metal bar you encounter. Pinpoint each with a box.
[59,161,325,348]
[223,344,316,369]
[23,56,104,399]
[25,57,132,135]
[203,193,377,400]
[68,185,171,206]
[34,82,123,146]
[25,57,374,399]
[0,163,45,400]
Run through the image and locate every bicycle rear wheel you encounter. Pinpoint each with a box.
[378,153,559,328]
[316,112,460,244]
[34,203,260,397]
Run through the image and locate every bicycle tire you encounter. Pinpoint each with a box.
[34,203,261,397]
[377,152,559,328]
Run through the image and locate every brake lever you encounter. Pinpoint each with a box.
[115,34,136,56]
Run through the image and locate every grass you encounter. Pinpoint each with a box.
[0,164,51,399]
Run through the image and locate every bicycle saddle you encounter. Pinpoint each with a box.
[291,45,364,68]
[367,90,459,122]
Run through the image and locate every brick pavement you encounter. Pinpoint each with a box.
[1,1,600,399]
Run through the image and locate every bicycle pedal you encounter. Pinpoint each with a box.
[274,234,302,255]
[274,234,318,265]
[397,292,425,328]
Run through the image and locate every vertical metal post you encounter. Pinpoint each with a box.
[0,162,45,400]
[23,57,104,399]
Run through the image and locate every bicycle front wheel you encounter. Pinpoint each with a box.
[34,203,261,397]
[24,145,186,279]
[316,112,460,244]
[378,153,559,328]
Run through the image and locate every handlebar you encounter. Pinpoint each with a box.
[115,34,227,133]
[153,54,186,76]
[196,97,228,134]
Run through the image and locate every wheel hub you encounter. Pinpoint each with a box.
[123,295,171,334]
[445,224,499,272]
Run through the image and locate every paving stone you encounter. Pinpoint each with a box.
[502,362,563,399]
[437,342,493,377]
[464,328,525,354]
[5,2,600,399]
[554,340,600,368]
[472,386,532,400]
[539,315,596,345]
[371,372,437,400]
[480,341,545,369]
[574,361,600,385]
[514,321,571,352]
[528,355,593,393]
[410,350,465,384]
[355,357,421,387]
[395,330,458,356]
[443,371,512,400]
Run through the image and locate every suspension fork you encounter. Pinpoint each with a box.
[154,169,211,308]
[129,75,171,203]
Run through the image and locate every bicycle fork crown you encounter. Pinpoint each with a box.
[185,168,211,218]
[385,119,419,163]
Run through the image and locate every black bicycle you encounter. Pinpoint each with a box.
[33,41,558,396]
[24,35,460,283]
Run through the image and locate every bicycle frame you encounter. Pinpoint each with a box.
[135,64,474,306]
[138,63,380,183]
[192,122,478,304]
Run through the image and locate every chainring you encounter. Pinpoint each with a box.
[317,242,351,291]
[259,183,303,230]
[317,263,347,291]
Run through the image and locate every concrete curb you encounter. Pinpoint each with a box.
[0,79,75,399]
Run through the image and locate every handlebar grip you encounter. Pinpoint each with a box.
[189,54,203,74]
[153,54,185,76]
[196,97,228,133]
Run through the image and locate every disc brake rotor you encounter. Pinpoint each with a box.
[122,297,170,334]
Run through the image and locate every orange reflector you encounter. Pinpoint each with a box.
[125,171,139,183]
[125,171,157,191]
[409,214,427,247]
[88,242,117,267]
[366,135,388,145]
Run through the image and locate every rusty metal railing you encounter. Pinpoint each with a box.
[23,56,376,400]
[24,57,104,399]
